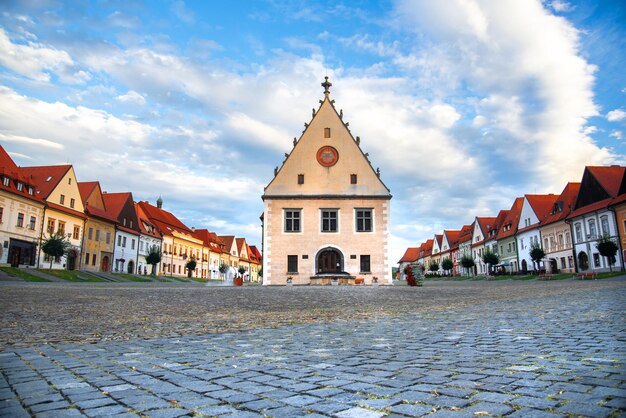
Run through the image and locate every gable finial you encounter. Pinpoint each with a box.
[321,76,332,96]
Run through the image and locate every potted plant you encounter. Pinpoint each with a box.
[286,276,293,286]
[372,276,379,286]
[234,267,244,286]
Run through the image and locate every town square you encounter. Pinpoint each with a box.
[1,0,625,417]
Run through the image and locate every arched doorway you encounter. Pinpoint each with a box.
[549,258,558,274]
[521,259,527,273]
[101,256,109,272]
[578,251,589,271]
[67,250,77,270]
[316,247,344,274]
[127,260,135,274]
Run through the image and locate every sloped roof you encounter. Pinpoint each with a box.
[0,146,43,203]
[443,229,461,251]
[485,209,509,241]
[21,164,71,199]
[434,234,443,248]
[236,238,249,261]
[250,245,262,261]
[136,200,192,236]
[527,194,560,222]
[497,197,524,240]
[588,166,625,197]
[458,223,474,244]
[398,247,419,263]
[246,244,258,263]
[472,217,496,246]
[77,181,98,205]
[103,192,133,219]
[540,182,581,226]
[420,239,434,257]
[135,203,162,239]
[219,235,236,254]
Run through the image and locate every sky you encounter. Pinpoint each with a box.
[1,0,625,264]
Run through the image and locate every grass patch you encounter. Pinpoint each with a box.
[189,277,208,283]
[38,269,106,282]
[596,271,624,279]
[0,266,51,282]
[113,273,152,282]
[169,276,189,282]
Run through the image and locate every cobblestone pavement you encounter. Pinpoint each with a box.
[0,280,625,417]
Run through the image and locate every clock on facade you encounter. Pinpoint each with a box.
[316,146,339,167]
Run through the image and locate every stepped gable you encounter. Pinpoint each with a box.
[263,77,390,199]
[0,146,42,202]
[496,197,524,240]
[398,247,419,263]
[540,182,581,226]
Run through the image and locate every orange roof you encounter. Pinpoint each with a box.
[472,216,497,246]
[103,192,133,219]
[527,194,560,222]
[0,146,43,203]
[136,200,192,236]
[398,247,419,263]
[588,166,625,197]
[434,234,443,249]
[246,244,259,264]
[443,229,462,251]
[458,223,474,244]
[249,245,262,262]
[236,238,249,261]
[420,239,434,257]
[540,183,581,226]
[192,229,227,253]
[219,235,236,253]
[485,209,509,241]
[20,165,71,200]
[496,197,524,240]
[135,203,162,239]
[77,181,98,205]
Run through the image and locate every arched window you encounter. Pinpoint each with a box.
[588,219,597,238]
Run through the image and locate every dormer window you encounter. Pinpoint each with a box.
[45,176,52,182]
[27,186,33,195]
[123,218,127,226]
[16,182,23,192]
[2,177,9,187]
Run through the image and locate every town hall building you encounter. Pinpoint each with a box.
[262,77,392,285]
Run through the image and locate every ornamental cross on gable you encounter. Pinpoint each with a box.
[321,76,332,96]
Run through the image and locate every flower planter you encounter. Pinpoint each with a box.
[233,277,243,286]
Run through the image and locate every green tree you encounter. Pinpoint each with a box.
[41,232,71,269]
[596,235,618,272]
[441,257,453,276]
[238,266,246,279]
[145,245,162,276]
[460,254,475,276]
[482,248,500,275]
[529,241,545,272]
[185,256,197,278]
[429,261,439,273]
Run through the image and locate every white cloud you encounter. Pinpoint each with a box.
[548,0,575,12]
[606,109,626,122]
[0,27,73,82]
[609,130,623,140]
[116,90,146,105]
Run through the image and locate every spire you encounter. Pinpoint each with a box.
[321,76,332,97]
[156,195,163,209]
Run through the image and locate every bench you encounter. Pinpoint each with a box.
[576,272,597,280]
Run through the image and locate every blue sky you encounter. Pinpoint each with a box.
[1,0,624,263]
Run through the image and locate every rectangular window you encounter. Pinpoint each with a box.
[575,223,582,242]
[0,207,3,223]
[600,216,609,236]
[16,213,24,227]
[27,186,33,195]
[88,228,93,240]
[360,255,371,273]
[92,253,96,266]
[560,257,566,269]
[95,230,100,241]
[72,225,79,240]
[57,220,66,236]
[16,182,23,192]
[351,174,357,184]
[117,235,122,246]
[47,219,55,234]
[106,232,111,244]
[131,239,135,250]
[85,253,90,264]
[122,236,127,247]
[355,209,372,232]
[284,209,301,232]
[321,209,338,232]
[297,174,304,184]
[2,177,9,186]
[593,253,600,267]
[287,255,298,273]
[140,241,144,252]
[60,194,65,205]
[29,216,36,230]
[324,127,331,138]
[70,198,75,209]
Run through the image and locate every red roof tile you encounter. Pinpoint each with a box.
[526,194,560,222]
[236,238,249,261]
[458,223,474,244]
[588,166,625,197]
[398,247,419,263]
[46,201,87,219]
[219,236,236,254]
[135,203,162,239]
[77,181,98,205]
[443,229,462,250]
[540,183,580,226]
[135,200,192,236]
[434,234,443,249]
[472,217,496,246]
[20,165,71,200]
[496,197,524,240]
[249,245,262,262]
[485,209,510,241]
[0,146,43,203]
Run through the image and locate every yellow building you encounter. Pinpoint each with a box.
[0,146,45,267]
[21,165,86,270]
[262,77,392,285]
[78,181,116,272]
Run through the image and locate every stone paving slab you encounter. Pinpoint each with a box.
[0,282,625,417]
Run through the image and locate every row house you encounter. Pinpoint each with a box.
[484,209,509,270]
[135,203,163,275]
[457,224,473,275]
[471,216,496,275]
[516,194,559,273]
[78,181,117,272]
[103,192,141,274]
[136,200,205,278]
[236,237,250,276]
[538,183,580,273]
[440,229,461,275]
[248,245,262,281]
[397,247,419,280]
[568,166,625,272]
[219,236,239,269]
[0,147,44,267]
[495,197,524,273]
[21,164,86,270]
[430,234,443,270]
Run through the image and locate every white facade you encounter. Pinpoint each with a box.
[515,198,544,272]
[113,229,139,273]
[570,209,622,272]
[137,233,162,275]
